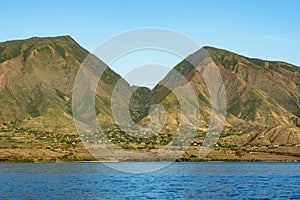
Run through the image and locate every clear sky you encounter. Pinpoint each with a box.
[1,0,299,76]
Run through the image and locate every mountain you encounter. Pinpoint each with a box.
[0,36,299,162]
[135,46,300,161]
[205,47,300,144]
[0,36,137,161]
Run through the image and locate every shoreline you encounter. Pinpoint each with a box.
[1,158,299,164]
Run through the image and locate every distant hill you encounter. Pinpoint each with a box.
[0,36,299,162]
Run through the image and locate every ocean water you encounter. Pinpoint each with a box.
[1,162,300,199]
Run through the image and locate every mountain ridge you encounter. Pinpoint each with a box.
[0,36,299,162]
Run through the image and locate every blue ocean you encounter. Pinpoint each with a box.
[1,162,300,199]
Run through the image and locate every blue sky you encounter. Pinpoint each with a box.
[1,0,299,76]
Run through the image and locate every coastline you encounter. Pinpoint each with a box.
[1,157,299,163]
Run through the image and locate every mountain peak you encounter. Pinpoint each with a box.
[204,46,300,73]
[0,35,74,44]
[0,35,88,64]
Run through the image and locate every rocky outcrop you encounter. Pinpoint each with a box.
[296,117,300,127]
[295,112,300,127]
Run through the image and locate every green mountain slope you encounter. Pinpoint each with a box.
[0,36,299,162]
[205,47,300,144]
[144,46,300,147]
[0,36,136,161]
